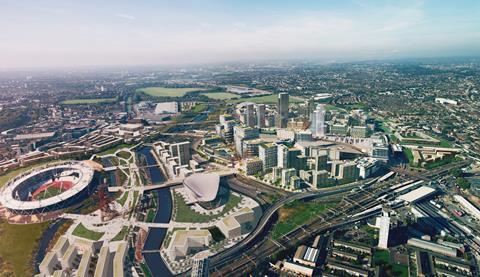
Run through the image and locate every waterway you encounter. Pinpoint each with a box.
[137,146,173,276]
[136,146,166,184]
[34,219,66,274]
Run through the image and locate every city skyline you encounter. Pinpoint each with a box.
[1,0,479,68]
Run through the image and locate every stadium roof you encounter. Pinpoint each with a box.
[183,173,220,202]
[0,162,94,211]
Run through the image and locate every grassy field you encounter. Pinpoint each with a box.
[96,143,134,156]
[201,92,240,100]
[35,187,63,200]
[373,250,408,276]
[72,223,104,240]
[174,192,242,223]
[271,200,334,240]
[231,94,304,104]
[137,87,205,97]
[61,98,116,105]
[0,161,65,275]
[0,220,50,276]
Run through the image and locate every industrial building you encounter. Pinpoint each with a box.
[407,238,458,257]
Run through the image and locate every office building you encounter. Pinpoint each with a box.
[234,126,259,156]
[245,104,256,127]
[278,145,303,169]
[276,93,289,128]
[377,210,391,249]
[169,141,191,166]
[314,153,328,171]
[330,124,348,135]
[311,104,327,137]
[351,126,369,138]
[295,130,313,142]
[332,161,359,180]
[312,170,330,188]
[259,143,278,171]
[290,175,301,190]
[242,139,261,158]
[281,168,296,187]
[244,158,263,175]
[256,104,266,128]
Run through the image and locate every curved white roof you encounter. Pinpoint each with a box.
[0,161,94,211]
[183,173,220,202]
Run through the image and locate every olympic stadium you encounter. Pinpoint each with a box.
[0,161,97,215]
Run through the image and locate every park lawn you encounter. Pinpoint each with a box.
[117,192,129,206]
[136,87,205,97]
[174,192,242,223]
[146,209,156,222]
[373,250,408,277]
[231,94,304,104]
[201,92,240,100]
[271,200,334,240]
[0,220,50,276]
[373,250,390,265]
[117,150,132,160]
[61,98,116,105]
[111,226,129,241]
[72,223,104,240]
[403,147,418,167]
[192,103,208,113]
[96,143,134,156]
[325,104,346,112]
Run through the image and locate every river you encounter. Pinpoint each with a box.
[137,146,173,276]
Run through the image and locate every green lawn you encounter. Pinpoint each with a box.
[111,226,129,241]
[117,192,129,206]
[403,147,416,166]
[373,250,390,265]
[192,103,208,113]
[271,200,334,240]
[72,223,104,240]
[373,250,408,277]
[146,209,156,222]
[325,104,346,112]
[96,143,134,156]
[201,92,240,100]
[174,192,242,223]
[61,98,116,105]
[0,221,50,276]
[231,94,304,104]
[136,87,205,97]
[35,187,63,200]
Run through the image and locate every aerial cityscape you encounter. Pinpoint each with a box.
[1,1,480,277]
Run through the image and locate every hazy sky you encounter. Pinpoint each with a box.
[1,0,479,68]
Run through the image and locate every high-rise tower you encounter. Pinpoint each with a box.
[276,93,289,128]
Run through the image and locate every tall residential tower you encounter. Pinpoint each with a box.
[275,93,289,128]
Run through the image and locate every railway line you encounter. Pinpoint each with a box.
[208,160,470,276]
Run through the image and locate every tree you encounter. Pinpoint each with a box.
[456,177,471,190]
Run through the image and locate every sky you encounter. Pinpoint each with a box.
[0,0,479,68]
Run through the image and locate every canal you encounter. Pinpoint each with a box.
[137,146,173,277]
